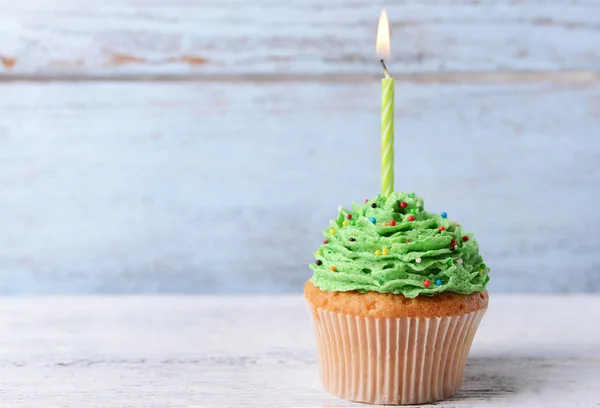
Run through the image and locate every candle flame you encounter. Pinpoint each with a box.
[376,10,390,60]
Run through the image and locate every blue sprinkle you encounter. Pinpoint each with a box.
[441,212,447,219]
[369,217,376,224]
[436,279,443,286]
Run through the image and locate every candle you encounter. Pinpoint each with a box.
[377,10,394,197]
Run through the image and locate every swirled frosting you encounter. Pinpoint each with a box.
[309,192,490,298]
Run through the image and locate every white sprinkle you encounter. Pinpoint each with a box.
[338,205,343,212]
[457,258,463,265]
[416,202,421,207]
[330,219,335,224]
[415,257,422,263]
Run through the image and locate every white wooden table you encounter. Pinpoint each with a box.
[1,295,598,407]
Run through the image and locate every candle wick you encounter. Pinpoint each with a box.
[380,59,390,78]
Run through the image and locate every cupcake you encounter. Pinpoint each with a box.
[305,192,490,405]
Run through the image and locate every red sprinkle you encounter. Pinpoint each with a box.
[439,226,445,232]
[406,240,411,243]
[424,280,431,287]
[450,246,456,251]
[408,215,415,222]
[346,214,352,219]
[400,201,408,209]
[323,240,328,244]
[451,239,457,247]
[364,199,369,203]
[389,220,397,227]
[462,236,469,242]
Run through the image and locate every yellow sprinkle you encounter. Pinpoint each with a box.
[342,220,349,226]
[382,248,389,256]
[317,250,322,256]
[329,228,335,234]
[382,222,389,227]
[375,250,381,256]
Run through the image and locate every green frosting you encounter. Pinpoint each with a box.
[309,192,490,298]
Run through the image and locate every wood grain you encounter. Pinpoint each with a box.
[0,295,598,407]
[1,0,600,77]
[0,81,598,294]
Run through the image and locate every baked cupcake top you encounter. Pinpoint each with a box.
[309,192,490,298]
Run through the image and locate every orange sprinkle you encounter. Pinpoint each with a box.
[330,266,337,272]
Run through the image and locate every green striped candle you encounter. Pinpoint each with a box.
[377,10,394,196]
[381,72,394,197]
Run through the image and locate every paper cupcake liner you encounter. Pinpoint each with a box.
[308,306,486,405]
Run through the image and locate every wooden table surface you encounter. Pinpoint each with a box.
[0,295,598,407]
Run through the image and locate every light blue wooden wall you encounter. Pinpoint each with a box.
[0,1,599,293]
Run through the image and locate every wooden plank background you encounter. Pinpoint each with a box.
[0,0,599,293]
[1,0,600,77]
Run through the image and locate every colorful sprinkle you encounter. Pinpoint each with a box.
[400,201,408,209]
[350,220,356,226]
[323,240,328,244]
[382,221,389,227]
[346,214,352,220]
[439,226,445,232]
[371,203,377,208]
[451,239,457,247]
[480,263,487,270]
[369,217,376,224]
[436,279,443,286]
[408,215,415,222]
[409,208,416,215]
[389,220,397,227]
[447,259,453,266]
[329,228,335,234]
[349,237,356,242]
[330,266,337,272]
[382,248,389,255]
[316,260,322,266]
[406,239,411,243]
[415,257,422,263]
[450,246,456,251]
[317,250,322,255]
[424,279,431,287]
[462,236,469,242]
[457,258,463,265]
[416,202,421,207]
[342,220,349,227]
[375,249,381,256]
[364,199,369,203]
[441,212,447,218]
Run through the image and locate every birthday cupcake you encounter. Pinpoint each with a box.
[305,192,490,405]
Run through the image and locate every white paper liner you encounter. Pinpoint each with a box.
[308,306,486,405]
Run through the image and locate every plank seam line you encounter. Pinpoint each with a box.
[1,71,600,84]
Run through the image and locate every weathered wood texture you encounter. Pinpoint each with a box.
[0,81,599,294]
[0,295,598,407]
[1,0,600,77]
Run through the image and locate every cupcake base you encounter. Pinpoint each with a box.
[305,281,488,405]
